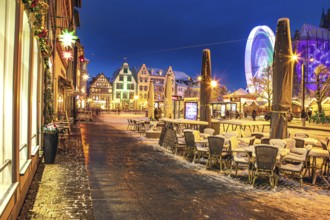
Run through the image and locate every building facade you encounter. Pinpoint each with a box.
[110,62,138,110]
[88,73,112,109]
[0,0,84,219]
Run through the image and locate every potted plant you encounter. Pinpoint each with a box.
[43,123,61,164]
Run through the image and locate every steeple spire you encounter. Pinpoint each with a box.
[320,8,330,30]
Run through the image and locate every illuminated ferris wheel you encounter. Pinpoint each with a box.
[245,26,275,92]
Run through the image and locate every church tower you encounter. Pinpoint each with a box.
[320,8,330,30]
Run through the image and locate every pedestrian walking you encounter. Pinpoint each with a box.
[301,109,307,126]
[307,108,312,123]
[252,110,257,121]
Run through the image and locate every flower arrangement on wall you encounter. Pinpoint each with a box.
[24,0,51,57]
[23,0,54,124]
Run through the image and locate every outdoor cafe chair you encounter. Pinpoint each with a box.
[252,145,278,188]
[320,140,330,175]
[207,136,228,171]
[203,128,215,136]
[260,137,270,144]
[283,138,296,151]
[278,148,310,186]
[127,119,134,130]
[183,131,196,160]
[163,128,186,155]
[251,132,264,140]
[229,136,253,182]
[251,132,265,144]
[269,139,287,149]
[293,138,305,148]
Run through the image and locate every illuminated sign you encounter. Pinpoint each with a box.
[185,102,198,120]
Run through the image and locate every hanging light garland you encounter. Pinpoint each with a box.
[58,29,78,48]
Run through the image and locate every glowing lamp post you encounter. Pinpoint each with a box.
[211,80,217,88]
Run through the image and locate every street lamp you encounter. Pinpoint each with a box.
[211,80,217,88]
[134,95,138,114]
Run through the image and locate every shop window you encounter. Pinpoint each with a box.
[116,92,121,99]
[123,92,127,99]
[129,92,134,99]
[0,0,16,199]
[31,38,40,154]
[19,11,31,172]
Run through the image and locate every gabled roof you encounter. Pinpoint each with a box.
[109,64,137,83]
[89,73,111,87]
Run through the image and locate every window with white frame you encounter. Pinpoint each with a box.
[31,38,40,155]
[19,11,31,172]
[0,0,16,201]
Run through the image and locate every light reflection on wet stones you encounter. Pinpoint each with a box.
[18,126,94,220]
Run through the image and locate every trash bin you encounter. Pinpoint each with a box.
[44,132,58,164]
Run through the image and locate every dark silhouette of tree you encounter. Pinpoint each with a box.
[211,85,229,102]
[313,64,330,113]
[249,66,273,110]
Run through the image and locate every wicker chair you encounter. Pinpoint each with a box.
[207,136,228,171]
[203,128,215,135]
[164,129,185,155]
[251,132,264,140]
[183,131,196,159]
[252,145,278,188]
[278,148,310,186]
[127,119,133,130]
[320,140,330,175]
[269,139,287,149]
[260,137,270,144]
[293,138,305,148]
[229,136,253,182]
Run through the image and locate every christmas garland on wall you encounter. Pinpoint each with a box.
[23,0,54,124]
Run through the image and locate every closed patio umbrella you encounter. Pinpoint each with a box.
[164,70,173,118]
[270,18,294,139]
[148,80,154,119]
[200,49,212,131]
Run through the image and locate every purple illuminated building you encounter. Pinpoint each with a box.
[292,9,330,93]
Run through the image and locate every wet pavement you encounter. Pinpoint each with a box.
[81,114,330,220]
[18,127,94,219]
[19,113,330,219]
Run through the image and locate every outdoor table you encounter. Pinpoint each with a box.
[303,138,320,147]
[161,118,209,133]
[308,148,329,186]
[213,119,270,137]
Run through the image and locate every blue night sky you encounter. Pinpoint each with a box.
[77,0,330,91]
